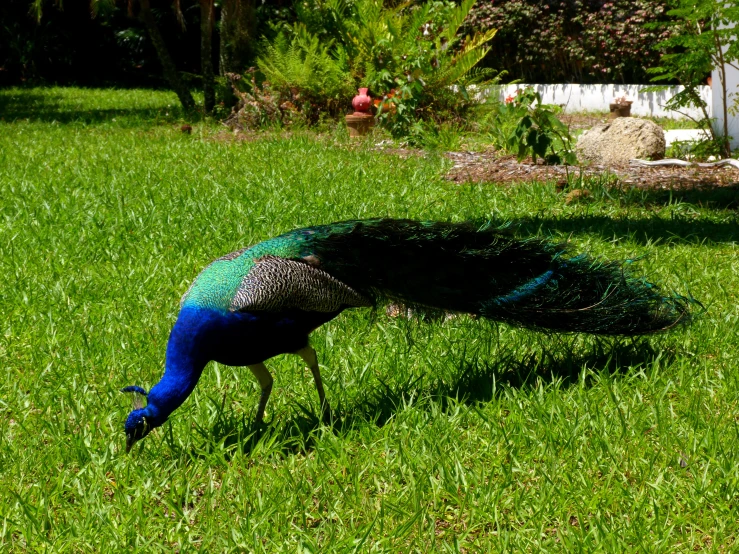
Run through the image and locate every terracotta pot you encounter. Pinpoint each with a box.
[352,88,371,114]
[609,102,632,118]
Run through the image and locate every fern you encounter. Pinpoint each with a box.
[257,27,354,105]
[433,29,498,88]
[250,0,500,136]
[442,0,477,43]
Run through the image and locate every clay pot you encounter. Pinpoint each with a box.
[609,101,632,118]
[352,88,372,114]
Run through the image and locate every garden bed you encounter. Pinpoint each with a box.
[444,150,739,191]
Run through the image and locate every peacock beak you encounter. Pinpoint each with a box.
[125,433,135,454]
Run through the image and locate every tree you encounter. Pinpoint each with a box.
[34,0,196,111]
[219,0,257,107]
[136,0,196,111]
[200,0,215,112]
[648,0,739,157]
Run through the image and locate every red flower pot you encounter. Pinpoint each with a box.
[352,88,371,114]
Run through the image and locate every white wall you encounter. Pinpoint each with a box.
[712,24,739,149]
[485,84,712,120]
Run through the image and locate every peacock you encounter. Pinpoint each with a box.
[122,219,693,452]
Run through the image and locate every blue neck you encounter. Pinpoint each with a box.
[142,304,341,427]
[145,306,216,425]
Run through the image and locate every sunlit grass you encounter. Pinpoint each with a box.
[0,87,737,552]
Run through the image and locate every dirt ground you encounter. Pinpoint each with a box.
[443,150,739,193]
[557,112,612,131]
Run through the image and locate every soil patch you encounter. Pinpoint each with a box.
[558,112,611,131]
[444,150,739,191]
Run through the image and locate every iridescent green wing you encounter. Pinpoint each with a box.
[180,223,372,312]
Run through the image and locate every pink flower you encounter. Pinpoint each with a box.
[505,95,515,104]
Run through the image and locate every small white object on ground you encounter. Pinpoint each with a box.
[630,158,739,169]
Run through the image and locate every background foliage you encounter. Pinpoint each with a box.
[0,0,200,86]
[645,0,739,157]
[229,0,497,139]
[465,0,674,84]
[2,0,682,88]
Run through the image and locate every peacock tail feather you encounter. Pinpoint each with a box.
[181,219,694,336]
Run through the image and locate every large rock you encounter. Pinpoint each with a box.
[576,117,665,165]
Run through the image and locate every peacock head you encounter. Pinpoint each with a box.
[121,385,161,453]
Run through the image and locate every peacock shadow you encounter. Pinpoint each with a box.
[505,211,739,245]
[483,181,739,245]
[173,336,674,460]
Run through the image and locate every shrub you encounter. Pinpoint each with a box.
[224,25,354,129]
[230,0,498,139]
[483,87,577,164]
[338,0,498,139]
[465,0,672,84]
[224,71,304,129]
[256,28,355,117]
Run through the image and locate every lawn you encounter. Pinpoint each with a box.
[1,87,738,552]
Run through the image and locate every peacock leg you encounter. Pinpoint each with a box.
[295,346,332,423]
[248,362,273,425]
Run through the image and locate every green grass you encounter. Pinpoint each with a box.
[643,114,702,131]
[1,87,738,552]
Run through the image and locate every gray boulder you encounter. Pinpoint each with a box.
[576,117,665,165]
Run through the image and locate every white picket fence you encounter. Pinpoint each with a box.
[485,84,712,120]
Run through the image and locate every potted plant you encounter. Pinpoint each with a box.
[609,96,633,118]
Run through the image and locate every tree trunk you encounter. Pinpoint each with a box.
[715,33,732,158]
[200,0,215,113]
[219,0,256,108]
[138,0,196,112]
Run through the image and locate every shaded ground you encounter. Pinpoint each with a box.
[444,150,739,192]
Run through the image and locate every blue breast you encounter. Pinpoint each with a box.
[173,305,342,367]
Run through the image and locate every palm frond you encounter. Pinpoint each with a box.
[442,0,476,43]
[432,29,497,87]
